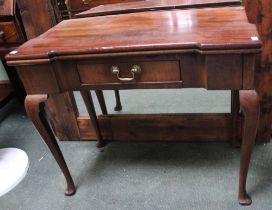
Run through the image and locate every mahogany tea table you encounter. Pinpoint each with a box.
[6,7,261,205]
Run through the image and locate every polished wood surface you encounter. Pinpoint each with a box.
[6,7,261,62]
[76,0,241,18]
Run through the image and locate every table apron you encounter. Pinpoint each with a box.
[15,53,256,94]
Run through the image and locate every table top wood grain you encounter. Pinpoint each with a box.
[6,7,261,63]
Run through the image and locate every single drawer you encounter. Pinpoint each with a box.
[77,61,181,84]
[0,21,21,44]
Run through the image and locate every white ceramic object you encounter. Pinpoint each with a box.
[0,148,29,197]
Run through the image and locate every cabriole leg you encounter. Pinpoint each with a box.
[114,90,122,111]
[80,90,106,148]
[238,90,260,205]
[25,95,76,196]
[95,90,108,115]
[231,90,240,147]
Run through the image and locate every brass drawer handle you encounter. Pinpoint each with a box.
[111,65,141,82]
[82,0,90,5]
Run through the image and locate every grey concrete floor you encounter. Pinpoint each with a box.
[1,89,272,210]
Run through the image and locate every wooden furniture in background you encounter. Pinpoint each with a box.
[7,7,261,204]
[243,0,272,142]
[66,0,143,17]
[76,0,241,18]
[0,0,25,56]
[0,0,26,103]
[0,80,13,107]
[57,0,69,19]
[16,0,61,40]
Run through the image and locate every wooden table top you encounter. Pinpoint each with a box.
[76,0,241,18]
[6,7,261,63]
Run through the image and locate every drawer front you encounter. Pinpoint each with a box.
[0,21,21,44]
[77,61,180,84]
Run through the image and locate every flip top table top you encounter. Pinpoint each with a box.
[76,0,241,18]
[6,7,261,64]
